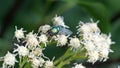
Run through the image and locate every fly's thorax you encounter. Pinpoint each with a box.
[47,26,60,36]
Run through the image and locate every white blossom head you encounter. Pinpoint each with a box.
[83,40,96,51]
[83,33,114,64]
[72,63,86,68]
[44,60,54,68]
[38,25,51,33]
[38,34,48,47]
[77,20,100,35]
[96,34,114,62]
[76,19,114,63]
[69,37,81,49]
[55,35,68,46]
[100,33,115,46]
[28,52,35,60]
[87,51,99,64]
[52,15,69,28]
[83,33,113,63]
[32,48,43,56]
[32,58,40,68]
[39,57,45,67]
[15,26,26,41]
[99,49,109,62]
[26,31,39,48]
[13,44,29,57]
[3,51,17,67]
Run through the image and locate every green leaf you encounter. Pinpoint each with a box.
[0,39,11,56]
[110,19,120,60]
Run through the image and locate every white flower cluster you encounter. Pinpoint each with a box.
[0,15,114,68]
[0,26,54,68]
[77,19,114,64]
[15,27,54,68]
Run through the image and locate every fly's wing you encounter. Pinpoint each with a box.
[58,26,72,36]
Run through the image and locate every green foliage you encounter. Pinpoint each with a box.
[0,39,11,56]
[110,19,120,59]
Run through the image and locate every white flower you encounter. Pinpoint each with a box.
[83,40,96,51]
[77,21,91,34]
[100,33,114,46]
[99,49,109,62]
[38,34,48,47]
[26,32,39,48]
[39,57,45,67]
[29,51,46,67]
[13,44,29,57]
[32,58,40,68]
[28,48,45,60]
[69,37,81,49]
[31,57,45,68]
[44,60,54,68]
[87,51,99,64]
[88,19,100,34]
[2,51,17,68]
[55,35,68,46]
[38,25,51,33]
[28,52,35,60]
[15,26,25,41]
[72,63,86,68]
[52,15,69,28]
[97,34,114,61]
[94,34,113,61]
[32,48,43,56]
[77,20,100,35]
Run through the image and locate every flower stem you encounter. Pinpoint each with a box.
[19,56,28,68]
[56,54,86,68]
[19,56,22,68]
[54,47,86,68]
[56,57,73,68]
[54,47,72,65]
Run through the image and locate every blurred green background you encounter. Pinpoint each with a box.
[0,0,120,68]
